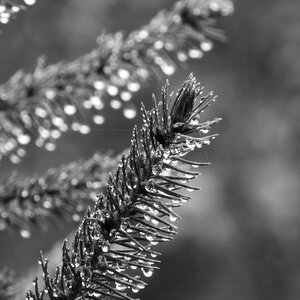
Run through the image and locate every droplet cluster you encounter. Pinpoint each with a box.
[0,0,233,163]
[0,152,116,236]
[27,74,221,300]
[0,1,23,24]
[0,0,38,25]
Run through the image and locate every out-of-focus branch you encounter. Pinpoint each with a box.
[0,0,233,163]
[0,151,118,236]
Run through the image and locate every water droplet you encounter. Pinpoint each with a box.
[93,115,105,125]
[43,199,52,208]
[79,125,90,134]
[120,91,132,102]
[45,89,56,99]
[172,199,181,205]
[93,81,105,90]
[200,40,213,52]
[20,229,31,238]
[64,104,77,115]
[115,283,127,291]
[201,128,209,134]
[45,142,56,152]
[177,51,188,62]
[137,282,146,289]
[203,139,211,145]
[72,214,80,222]
[141,268,154,277]
[18,134,31,145]
[196,141,203,148]
[146,234,155,242]
[83,99,93,109]
[51,130,61,139]
[154,40,164,49]
[102,243,110,253]
[10,154,20,164]
[169,215,177,222]
[184,174,194,179]
[35,107,47,118]
[132,287,139,293]
[107,85,119,96]
[151,218,159,226]
[52,116,64,127]
[110,99,122,109]
[188,48,203,59]
[0,220,7,231]
[144,214,151,221]
[24,0,36,5]
[12,6,21,13]
[123,106,137,119]
[118,69,130,79]
[127,82,140,92]
[90,96,104,110]
[161,64,175,76]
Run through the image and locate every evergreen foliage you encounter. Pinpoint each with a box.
[26,74,221,300]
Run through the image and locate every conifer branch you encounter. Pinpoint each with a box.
[26,74,221,300]
[0,0,233,163]
[0,152,117,237]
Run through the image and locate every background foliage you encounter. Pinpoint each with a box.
[0,0,300,299]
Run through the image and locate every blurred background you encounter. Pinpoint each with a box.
[1,0,300,299]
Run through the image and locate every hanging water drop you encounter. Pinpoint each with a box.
[115,283,127,291]
[102,243,110,253]
[201,128,209,134]
[64,104,77,115]
[72,214,80,222]
[151,218,159,226]
[144,214,151,221]
[132,287,139,293]
[118,69,130,79]
[141,268,154,278]
[120,91,132,102]
[20,229,31,238]
[93,115,105,125]
[123,106,137,119]
[146,234,155,242]
[170,215,177,222]
[110,99,122,109]
[127,82,141,92]
[161,63,175,76]
[177,51,188,62]
[45,142,56,152]
[18,134,31,145]
[107,85,119,96]
[24,0,36,5]
[200,40,213,52]
[79,125,90,134]
[93,81,105,90]
[10,154,20,164]
[188,48,203,59]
